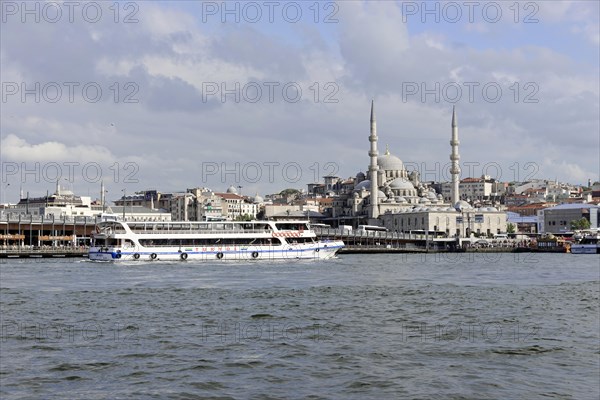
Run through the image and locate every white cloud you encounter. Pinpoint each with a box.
[1,134,116,163]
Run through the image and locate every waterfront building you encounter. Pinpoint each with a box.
[11,184,101,218]
[107,206,171,222]
[264,204,319,219]
[537,203,600,234]
[381,205,507,238]
[506,212,538,234]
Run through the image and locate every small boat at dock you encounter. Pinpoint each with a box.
[570,232,600,254]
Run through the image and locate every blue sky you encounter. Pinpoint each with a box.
[1,1,598,202]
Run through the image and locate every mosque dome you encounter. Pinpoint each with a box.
[388,178,414,190]
[368,190,387,200]
[353,180,371,192]
[253,193,264,204]
[427,191,437,200]
[377,148,404,171]
[226,185,238,194]
[454,200,473,210]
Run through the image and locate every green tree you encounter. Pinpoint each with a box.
[570,218,591,230]
[507,223,516,234]
[280,188,300,197]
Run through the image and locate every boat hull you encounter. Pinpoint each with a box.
[570,245,600,254]
[89,241,344,262]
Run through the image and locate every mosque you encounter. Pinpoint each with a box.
[330,101,507,238]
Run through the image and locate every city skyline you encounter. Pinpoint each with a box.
[1,1,599,201]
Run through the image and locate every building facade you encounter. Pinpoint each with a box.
[537,203,599,234]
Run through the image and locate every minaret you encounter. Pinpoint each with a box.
[450,106,460,205]
[100,181,105,213]
[369,100,379,219]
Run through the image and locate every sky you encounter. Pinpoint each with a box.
[1,0,599,203]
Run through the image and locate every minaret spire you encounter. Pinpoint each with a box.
[100,180,105,213]
[450,106,460,205]
[369,99,379,219]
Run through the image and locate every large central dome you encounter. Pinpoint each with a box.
[377,148,404,171]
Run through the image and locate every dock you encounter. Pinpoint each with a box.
[0,248,89,259]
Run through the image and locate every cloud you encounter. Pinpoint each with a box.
[0,0,598,202]
[1,134,115,163]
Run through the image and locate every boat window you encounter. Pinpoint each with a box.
[137,237,283,247]
[95,238,119,246]
[275,223,307,231]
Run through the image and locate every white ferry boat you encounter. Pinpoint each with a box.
[570,233,600,254]
[89,220,344,261]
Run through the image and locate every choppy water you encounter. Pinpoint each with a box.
[1,253,599,399]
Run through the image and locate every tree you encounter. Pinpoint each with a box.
[570,218,591,230]
[280,188,300,197]
[507,223,516,234]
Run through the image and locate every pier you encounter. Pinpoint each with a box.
[315,227,459,253]
[0,214,98,258]
[0,247,89,259]
[0,214,99,246]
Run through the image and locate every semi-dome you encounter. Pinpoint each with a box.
[368,191,387,201]
[388,177,414,190]
[353,179,371,192]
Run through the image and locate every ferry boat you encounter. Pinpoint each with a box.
[570,233,600,254]
[89,220,344,261]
